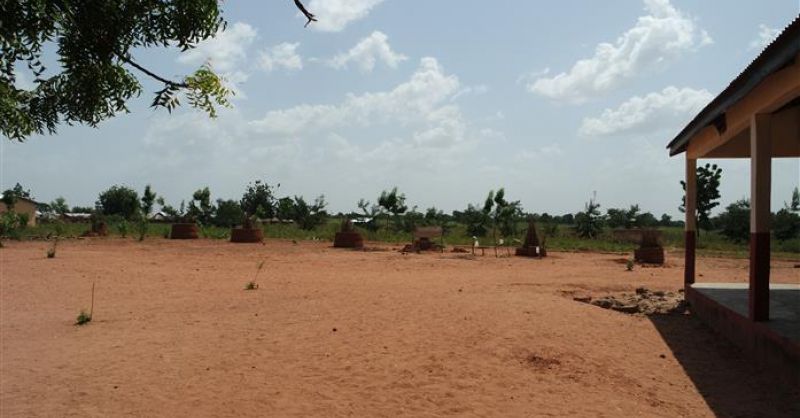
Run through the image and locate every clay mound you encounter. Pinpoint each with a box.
[170,223,199,240]
[230,228,263,243]
[333,231,364,248]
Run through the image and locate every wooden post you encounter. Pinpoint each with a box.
[749,114,771,321]
[684,157,697,287]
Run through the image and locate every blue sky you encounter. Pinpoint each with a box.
[2,0,799,218]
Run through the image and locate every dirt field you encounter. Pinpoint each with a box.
[2,238,798,417]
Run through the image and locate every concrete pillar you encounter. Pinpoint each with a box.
[749,114,771,322]
[684,157,697,286]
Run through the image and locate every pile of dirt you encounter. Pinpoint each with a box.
[575,287,687,315]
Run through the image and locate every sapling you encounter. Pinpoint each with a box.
[75,282,95,325]
[245,260,265,290]
[626,259,635,271]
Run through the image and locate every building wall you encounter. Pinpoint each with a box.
[0,199,37,226]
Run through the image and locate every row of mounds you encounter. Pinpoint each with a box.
[168,218,264,243]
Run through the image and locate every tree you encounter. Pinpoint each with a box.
[50,196,69,215]
[241,180,277,220]
[462,203,491,237]
[276,197,295,222]
[97,185,140,219]
[71,206,94,214]
[575,198,604,239]
[659,214,673,227]
[717,199,750,243]
[377,187,408,231]
[2,1,318,141]
[356,199,381,232]
[214,199,243,228]
[291,195,327,230]
[140,185,157,217]
[1,183,31,208]
[187,187,214,224]
[681,163,722,234]
[786,187,800,212]
[634,211,658,228]
[486,188,522,240]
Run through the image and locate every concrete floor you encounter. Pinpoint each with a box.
[691,283,800,343]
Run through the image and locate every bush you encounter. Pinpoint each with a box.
[773,208,800,241]
[292,195,327,230]
[97,185,140,219]
[214,199,244,227]
[0,211,27,239]
[717,199,750,243]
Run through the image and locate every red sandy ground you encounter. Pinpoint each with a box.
[1,239,798,417]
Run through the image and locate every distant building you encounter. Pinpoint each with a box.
[0,195,38,227]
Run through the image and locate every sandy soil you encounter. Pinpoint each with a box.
[1,238,798,417]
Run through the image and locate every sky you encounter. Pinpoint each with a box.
[2,0,799,218]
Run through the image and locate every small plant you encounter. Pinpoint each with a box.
[117,220,129,238]
[46,238,58,258]
[137,216,148,241]
[75,310,92,325]
[245,260,265,290]
[75,282,95,326]
[626,259,635,271]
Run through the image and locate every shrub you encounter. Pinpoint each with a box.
[773,208,800,242]
[292,195,328,230]
[97,185,140,220]
[241,180,277,220]
[75,310,92,325]
[717,199,750,243]
[214,199,244,227]
[116,220,129,238]
[575,198,604,239]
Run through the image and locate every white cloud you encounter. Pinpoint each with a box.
[258,42,303,72]
[326,31,407,72]
[749,24,781,51]
[177,22,257,73]
[305,0,385,32]
[528,0,712,103]
[579,86,712,136]
[249,57,461,139]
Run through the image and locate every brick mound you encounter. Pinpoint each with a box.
[516,221,546,258]
[333,231,364,248]
[230,228,263,243]
[634,247,665,264]
[170,223,199,239]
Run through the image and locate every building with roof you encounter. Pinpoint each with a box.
[667,15,799,383]
[0,195,38,227]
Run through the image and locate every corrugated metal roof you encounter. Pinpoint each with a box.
[667,14,800,156]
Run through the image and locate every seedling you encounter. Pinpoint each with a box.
[75,282,95,326]
[626,259,635,271]
[244,260,265,290]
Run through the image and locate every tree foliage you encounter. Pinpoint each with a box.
[140,185,157,216]
[377,187,407,231]
[97,185,140,219]
[717,199,750,243]
[187,187,214,224]
[681,163,722,233]
[1,0,317,141]
[291,195,327,230]
[214,199,243,228]
[575,198,604,239]
[241,180,277,219]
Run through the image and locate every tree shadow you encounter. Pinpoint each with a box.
[649,313,800,417]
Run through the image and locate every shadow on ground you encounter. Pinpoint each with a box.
[649,313,800,417]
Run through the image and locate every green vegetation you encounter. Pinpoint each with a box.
[75,310,92,326]
[681,163,722,234]
[1,1,320,141]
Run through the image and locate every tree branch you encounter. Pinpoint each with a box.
[293,0,317,27]
[117,53,189,88]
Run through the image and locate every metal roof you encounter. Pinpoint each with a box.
[667,14,800,156]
